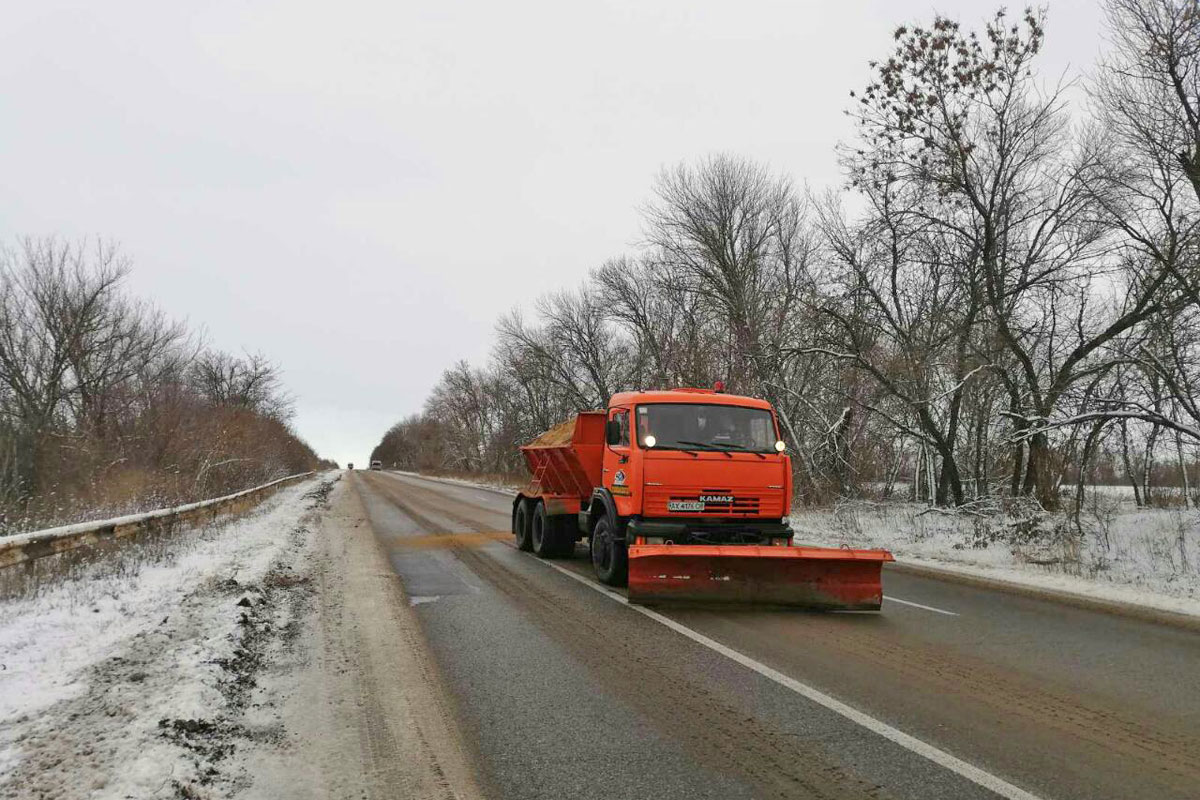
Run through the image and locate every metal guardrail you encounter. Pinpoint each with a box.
[0,471,316,570]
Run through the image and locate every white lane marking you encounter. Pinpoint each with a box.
[543,561,1044,800]
[886,596,960,616]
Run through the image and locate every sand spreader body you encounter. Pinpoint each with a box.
[512,388,894,610]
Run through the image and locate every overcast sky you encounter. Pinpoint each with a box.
[1,1,1105,466]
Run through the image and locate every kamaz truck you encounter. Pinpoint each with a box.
[512,387,893,609]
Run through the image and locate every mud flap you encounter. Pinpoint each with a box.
[626,544,894,610]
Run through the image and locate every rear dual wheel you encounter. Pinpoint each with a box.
[532,503,576,558]
[513,499,533,551]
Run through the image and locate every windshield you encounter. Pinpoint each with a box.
[635,403,777,453]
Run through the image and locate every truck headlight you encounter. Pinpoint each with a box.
[774,440,786,452]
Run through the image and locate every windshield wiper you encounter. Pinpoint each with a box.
[655,442,699,457]
[707,442,767,459]
[677,440,733,458]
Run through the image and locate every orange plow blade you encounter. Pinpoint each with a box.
[627,544,895,610]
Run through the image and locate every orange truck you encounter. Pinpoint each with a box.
[513,386,894,609]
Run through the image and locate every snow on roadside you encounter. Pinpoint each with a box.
[0,473,334,799]
[792,501,1200,618]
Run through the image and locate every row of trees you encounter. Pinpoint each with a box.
[375,0,1200,510]
[0,237,326,533]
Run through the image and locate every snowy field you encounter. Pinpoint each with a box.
[792,498,1200,618]
[0,473,336,799]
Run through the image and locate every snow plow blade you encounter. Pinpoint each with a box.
[627,544,895,610]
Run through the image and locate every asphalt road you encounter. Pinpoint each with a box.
[351,470,1200,800]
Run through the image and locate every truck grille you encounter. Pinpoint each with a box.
[645,486,783,517]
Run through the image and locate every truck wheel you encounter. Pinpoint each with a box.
[531,502,557,558]
[513,499,533,551]
[552,515,577,558]
[590,517,627,586]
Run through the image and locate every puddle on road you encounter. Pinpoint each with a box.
[388,549,480,600]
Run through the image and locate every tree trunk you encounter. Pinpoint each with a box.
[1142,424,1160,505]
[912,446,922,502]
[974,407,987,499]
[1119,420,1143,507]
[883,441,903,500]
[935,446,965,506]
[1022,432,1056,509]
[1176,431,1191,510]
[925,444,937,506]
[1075,420,1106,533]
[1010,433,1025,498]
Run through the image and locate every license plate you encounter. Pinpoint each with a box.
[667,500,705,512]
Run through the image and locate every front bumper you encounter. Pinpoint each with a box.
[625,517,793,545]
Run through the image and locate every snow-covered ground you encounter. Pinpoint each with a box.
[792,500,1200,618]
[0,473,335,799]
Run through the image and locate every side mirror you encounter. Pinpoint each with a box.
[605,419,621,446]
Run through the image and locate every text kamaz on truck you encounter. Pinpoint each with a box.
[512,386,893,609]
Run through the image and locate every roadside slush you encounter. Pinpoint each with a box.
[249,475,484,800]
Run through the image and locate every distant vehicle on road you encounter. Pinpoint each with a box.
[370,460,383,470]
[347,462,354,470]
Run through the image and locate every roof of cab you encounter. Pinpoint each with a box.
[607,388,773,410]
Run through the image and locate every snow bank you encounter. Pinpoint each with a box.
[0,475,325,797]
[792,501,1200,618]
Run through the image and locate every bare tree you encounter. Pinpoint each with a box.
[0,239,129,494]
[814,186,986,505]
[593,256,716,388]
[643,155,813,397]
[189,350,293,420]
[0,237,320,532]
[846,9,1183,506]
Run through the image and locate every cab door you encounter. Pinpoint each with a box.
[602,406,637,515]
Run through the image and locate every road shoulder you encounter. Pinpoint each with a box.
[250,474,483,800]
[886,560,1200,631]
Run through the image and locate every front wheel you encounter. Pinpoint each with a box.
[590,517,628,586]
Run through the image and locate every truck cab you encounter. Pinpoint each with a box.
[598,388,793,547]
